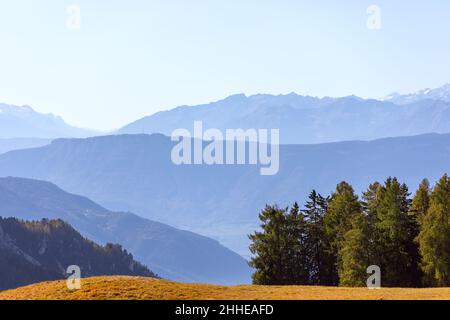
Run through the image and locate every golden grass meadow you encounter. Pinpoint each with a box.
[0,276,449,300]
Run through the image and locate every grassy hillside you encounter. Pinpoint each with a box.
[0,276,449,300]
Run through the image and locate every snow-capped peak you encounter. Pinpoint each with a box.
[383,83,450,105]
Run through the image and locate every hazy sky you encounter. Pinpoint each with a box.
[0,0,449,131]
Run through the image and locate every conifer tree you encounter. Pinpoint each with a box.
[418,174,450,287]
[324,182,362,286]
[361,182,383,265]
[338,214,370,287]
[249,205,287,285]
[249,204,309,285]
[285,202,309,284]
[407,179,431,286]
[249,175,449,288]
[410,179,431,226]
[374,177,415,287]
[302,190,332,285]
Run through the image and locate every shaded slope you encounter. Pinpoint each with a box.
[0,177,252,284]
[0,218,153,290]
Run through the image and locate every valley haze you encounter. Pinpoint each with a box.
[0,132,448,256]
[0,84,449,283]
[1,0,450,304]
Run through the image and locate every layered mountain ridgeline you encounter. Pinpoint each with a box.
[0,133,448,255]
[117,85,450,144]
[0,103,96,139]
[1,84,449,143]
[0,138,52,155]
[0,217,154,290]
[0,177,252,284]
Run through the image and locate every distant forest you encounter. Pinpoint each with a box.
[0,218,155,290]
[249,174,450,288]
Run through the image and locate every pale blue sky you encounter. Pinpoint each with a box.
[0,0,449,130]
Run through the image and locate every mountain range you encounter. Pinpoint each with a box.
[384,83,450,105]
[0,138,51,154]
[0,83,448,278]
[2,84,450,144]
[0,217,154,290]
[117,84,450,144]
[0,133,448,255]
[0,177,252,284]
[0,103,96,139]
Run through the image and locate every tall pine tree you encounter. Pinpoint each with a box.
[285,202,310,284]
[302,190,332,285]
[338,213,370,287]
[324,182,362,286]
[361,182,383,268]
[418,174,450,287]
[249,204,309,285]
[249,205,287,285]
[373,178,415,287]
[407,179,431,286]
[410,179,431,226]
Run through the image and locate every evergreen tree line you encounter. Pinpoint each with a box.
[249,174,450,287]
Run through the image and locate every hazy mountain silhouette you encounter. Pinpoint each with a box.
[0,217,155,290]
[0,177,252,284]
[3,84,449,143]
[0,133,448,255]
[117,91,450,144]
[0,138,52,155]
[384,83,450,105]
[0,103,97,139]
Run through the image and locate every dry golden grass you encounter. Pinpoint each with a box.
[0,276,449,300]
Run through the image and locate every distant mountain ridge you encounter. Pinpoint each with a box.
[384,83,450,105]
[0,177,252,284]
[0,133,448,255]
[3,83,449,142]
[117,87,450,144]
[0,138,51,155]
[0,217,154,290]
[0,103,96,139]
